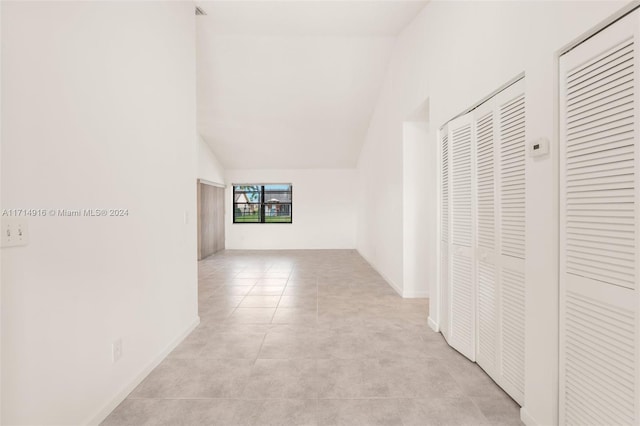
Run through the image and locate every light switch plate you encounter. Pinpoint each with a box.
[1,216,29,248]
[112,338,123,363]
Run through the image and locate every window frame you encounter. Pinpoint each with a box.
[232,184,293,224]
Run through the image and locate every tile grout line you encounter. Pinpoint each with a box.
[467,395,494,425]
[266,267,292,324]
[124,395,492,401]
[110,251,520,425]
[224,272,257,321]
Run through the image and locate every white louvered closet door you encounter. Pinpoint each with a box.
[560,12,639,426]
[448,114,476,361]
[440,125,451,340]
[472,79,526,404]
[494,81,526,405]
[474,99,499,376]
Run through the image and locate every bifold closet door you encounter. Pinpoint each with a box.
[438,78,526,403]
[440,125,451,340]
[495,81,526,404]
[474,100,499,377]
[448,114,476,361]
[560,11,639,425]
[472,80,526,405]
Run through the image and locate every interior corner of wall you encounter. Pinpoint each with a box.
[387,278,403,298]
[428,316,439,332]
[519,406,541,426]
[356,248,403,297]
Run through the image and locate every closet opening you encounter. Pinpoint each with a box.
[438,77,526,405]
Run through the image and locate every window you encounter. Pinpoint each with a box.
[233,184,292,223]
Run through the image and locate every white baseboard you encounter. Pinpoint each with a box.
[520,406,540,426]
[86,316,201,426]
[428,316,439,332]
[402,290,429,298]
[356,249,403,297]
[387,279,403,297]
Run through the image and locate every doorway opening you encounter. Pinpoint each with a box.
[197,180,225,260]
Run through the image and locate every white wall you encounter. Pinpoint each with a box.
[357,74,404,290]
[0,2,3,421]
[356,1,628,425]
[1,2,199,424]
[225,169,357,250]
[198,134,225,185]
[402,120,434,298]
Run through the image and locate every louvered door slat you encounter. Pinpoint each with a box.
[560,12,639,426]
[565,30,636,290]
[567,171,633,186]
[491,81,527,405]
[568,85,633,118]
[477,261,497,369]
[568,101,633,130]
[440,126,450,339]
[499,94,526,261]
[565,291,636,425]
[442,131,450,243]
[475,105,498,375]
[568,40,632,84]
[448,114,476,361]
[452,125,473,248]
[500,266,525,398]
[451,252,473,352]
[569,50,633,93]
[568,69,634,106]
[477,112,495,250]
[568,64,633,102]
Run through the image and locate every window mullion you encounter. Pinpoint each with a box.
[260,185,265,223]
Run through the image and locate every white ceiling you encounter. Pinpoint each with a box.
[196,1,429,169]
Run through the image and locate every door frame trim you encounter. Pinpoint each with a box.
[198,178,225,188]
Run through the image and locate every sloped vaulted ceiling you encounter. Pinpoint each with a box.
[196,1,429,169]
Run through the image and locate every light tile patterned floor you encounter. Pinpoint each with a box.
[103,250,523,425]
